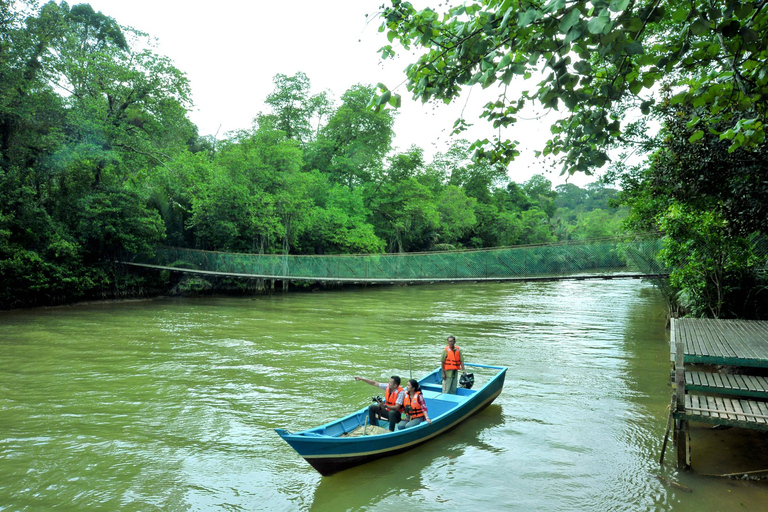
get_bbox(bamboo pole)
[659,395,675,465]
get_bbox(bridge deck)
[121,261,665,283]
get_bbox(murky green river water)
[2,279,768,511]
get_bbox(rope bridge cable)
[119,235,669,283]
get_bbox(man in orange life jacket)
[441,335,467,394]
[353,375,404,431]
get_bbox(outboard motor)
[459,373,474,389]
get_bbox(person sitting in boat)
[396,379,431,430]
[354,375,404,431]
[441,335,467,394]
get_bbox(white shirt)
[377,383,405,405]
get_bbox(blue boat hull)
[275,363,507,476]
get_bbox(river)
[1,279,767,511]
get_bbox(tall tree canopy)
[374,0,768,176]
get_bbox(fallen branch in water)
[656,475,693,493]
[700,468,768,479]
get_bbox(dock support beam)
[673,322,691,469]
[675,418,689,469]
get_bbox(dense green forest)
[3,1,767,318]
[0,1,627,309]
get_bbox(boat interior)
[300,370,479,438]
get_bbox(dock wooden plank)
[737,321,766,359]
[680,319,704,355]
[740,400,762,425]
[684,371,768,399]
[679,394,768,431]
[726,321,757,360]
[696,320,713,357]
[756,401,768,425]
[694,318,713,356]
[678,319,692,356]
[707,319,733,357]
[744,374,759,392]
[720,396,737,419]
[732,398,747,422]
[733,374,751,392]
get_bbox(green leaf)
[501,6,515,27]
[564,23,584,44]
[734,3,755,19]
[518,8,540,27]
[690,17,709,36]
[609,0,630,12]
[719,20,740,38]
[625,41,644,55]
[670,91,686,105]
[573,60,593,75]
[587,9,612,34]
[501,68,515,85]
[543,0,566,14]
[671,8,688,21]
[559,8,581,33]
[689,130,705,142]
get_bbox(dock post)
[673,326,690,469]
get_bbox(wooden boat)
[274,363,507,476]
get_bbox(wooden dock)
[669,318,768,469]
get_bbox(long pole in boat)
[409,353,412,379]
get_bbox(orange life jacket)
[385,385,404,411]
[444,346,462,371]
[403,391,425,419]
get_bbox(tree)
[436,185,477,244]
[374,0,768,175]
[522,174,557,217]
[555,183,587,210]
[298,177,384,254]
[366,175,440,252]
[0,1,195,307]
[310,83,394,187]
[443,140,508,202]
[263,72,331,143]
[187,125,304,253]
[612,105,768,318]
[658,204,764,318]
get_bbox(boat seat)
[422,390,464,402]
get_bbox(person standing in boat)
[396,379,431,430]
[353,375,404,431]
[441,335,467,394]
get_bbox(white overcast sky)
[84,0,597,186]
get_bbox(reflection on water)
[309,405,504,512]
[2,280,768,511]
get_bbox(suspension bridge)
[121,236,668,284]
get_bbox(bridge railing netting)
[137,237,667,282]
